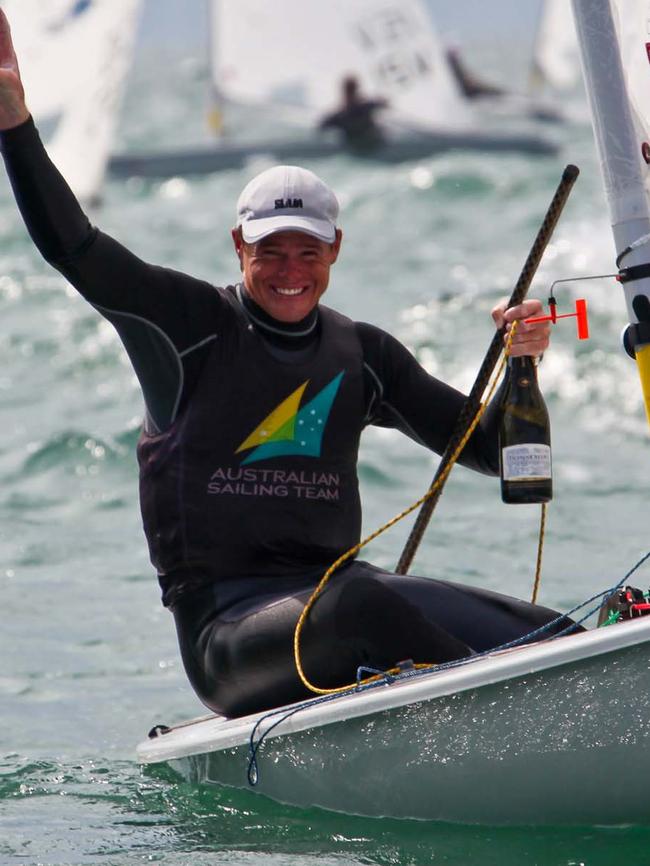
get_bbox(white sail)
[211,0,472,131]
[530,0,580,93]
[3,0,143,202]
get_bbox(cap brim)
[240,214,336,243]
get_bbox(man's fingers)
[0,10,11,53]
[503,300,543,323]
[0,10,17,73]
[491,298,508,329]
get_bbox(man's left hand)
[491,298,550,358]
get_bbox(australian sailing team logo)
[206,372,343,502]
[235,372,344,465]
[207,372,345,500]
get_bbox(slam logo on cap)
[235,373,343,465]
[274,198,303,209]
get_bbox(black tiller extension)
[395,163,580,575]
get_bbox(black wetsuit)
[319,99,388,152]
[445,49,505,100]
[1,118,579,718]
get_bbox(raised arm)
[0,5,232,323]
[0,8,231,432]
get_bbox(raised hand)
[0,10,30,130]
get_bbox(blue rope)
[355,665,398,684]
[246,549,650,786]
[246,669,389,785]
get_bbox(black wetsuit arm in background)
[0,116,229,431]
[358,323,502,475]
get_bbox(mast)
[571,0,650,427]
[206,0,224,136]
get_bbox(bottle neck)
[507,355,540,390]
[507,355,538,371]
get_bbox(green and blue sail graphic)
[236,372,344,465]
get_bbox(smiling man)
[0,9,580,718]
[231,165,342,324]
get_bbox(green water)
[3,47,650,866]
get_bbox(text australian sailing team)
[0,11,577,718]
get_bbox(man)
[0,12,573,719]
[319,75,389,152]
[445,46,506,100]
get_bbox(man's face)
[232,229,342,323]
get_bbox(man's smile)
[273,286,308,296]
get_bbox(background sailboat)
[210,0,472,135]
[529,0,581,97]
[108,0,558,180]
[2,0,143,202]
[448,0,581,125]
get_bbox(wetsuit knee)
[311,572,474,668]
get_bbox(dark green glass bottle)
[499,356,552,504]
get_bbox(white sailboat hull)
[138,617,650,824]
[108,128,558,181]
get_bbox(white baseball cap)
[235,165,339,243]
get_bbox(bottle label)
[501,444,552,481]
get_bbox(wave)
[18,429,135,479]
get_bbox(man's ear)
[329,228,343,264]
[231,227,244,270]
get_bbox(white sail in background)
[211,0,472,132]
[530,0,580,93]
[45,0,144,203]
[3,0,143,202]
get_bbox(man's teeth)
[275,287,304,296]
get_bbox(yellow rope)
[293,322,550,695]
[293,326,521,697]
[531,502,547,604]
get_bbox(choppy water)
[3,44,650,866]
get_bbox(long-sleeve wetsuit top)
[1,118,502,603]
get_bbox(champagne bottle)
[499,355,552,504]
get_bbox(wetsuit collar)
[236,283,319,339]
